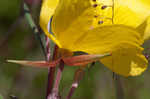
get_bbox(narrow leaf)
[7,60,60,68]
[63,53,110,66]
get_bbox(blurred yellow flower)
[40,0,150,76]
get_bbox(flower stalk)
[46,45,58,98]
[48,60,65,99]
[23,2,46,59]
[67,68,85,99]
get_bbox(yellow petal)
[51,0,150,45]
[52,0,150,31]
[136,16,150,41]
[130,54,148,76]
[59,25,143,52]
[40,0,61,47]
[96,0,150,41]
[117,0,150,27]
[56,8,98,47]
[40,0,58,31]
[100,42,148,76]
[139,0,150,6]
[51,0,94,36]
[143,17,150,40]
[93,0,150,27]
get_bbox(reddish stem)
[53,60,64,92]
[48,60,65,99]
[114,75,124,99]
[45,37,51,61]
[67,68,85,99]
[67,82,78,99]
[46,45,58,98]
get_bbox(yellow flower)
[40,0,150,76]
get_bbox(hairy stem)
[67,68,85,99]
[46,45,58,98]
[48,60,64,99]
[23,2,46,59]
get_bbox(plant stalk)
[46,45,58,98]
[114,75,124,99]
[23,2,46,59]
[48,60,65,99]
[67,68,85,99]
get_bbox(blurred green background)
[0,0,150,99]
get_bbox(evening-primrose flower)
[40,0,150,76]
